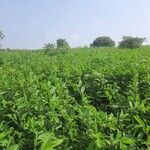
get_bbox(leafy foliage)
[0,30,4,47]
[43,43,56,49]
[118,36,146,49]
[56,38,70,48]
[0,47,150,149]
[90,36,115,47]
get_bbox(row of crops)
[0,47,150,149]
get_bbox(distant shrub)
[90,36,115,47]
[118,36,146,49]
[43,41,70,56]
[0,30,4,40]
[57,38,70,48]
[43,43,56,55]
[0,30,4,47]
[43,43,56,49]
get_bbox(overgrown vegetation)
[0,47,150,149]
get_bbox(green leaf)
[41,139,64,150]
[146,135,150,145]
[95,133,103,148]
[129,101,133,109]
[121,137,134,145]
[86,141,95,150]
[134,115,145,127]
[120,143,128,150]
[50,87,56,95]
[7,144,19,150]
[40,133,64,150]
[81,86,85,93]
[146,126,150,132]
[116,131,122,139]
[0,129,12,141]
[105,91,112,100]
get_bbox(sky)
[0,0,150,49]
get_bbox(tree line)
[45,36,146,49]
[0,30,147,49]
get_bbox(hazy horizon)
[1,0,150,49]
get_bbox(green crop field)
[0,47,150,150]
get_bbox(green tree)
[43,43,55,49]
[118,36,146,49]
[56,38,69,48]
[0,30,4,47]
[90,36,115,47]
